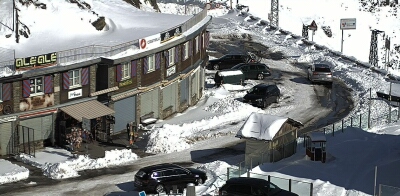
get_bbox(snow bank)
[0,159,29,185]
[16,149,138,179]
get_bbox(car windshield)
[248,87,266,95]
[232,64,244,69]
[314,66,331,72]
[265,182,281,195]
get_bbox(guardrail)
[0,8,208,74]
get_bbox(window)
[202,33,205,49]
[30,77,43,95]
[122,62,131,80]
[195,36,199,53]
[175,169,188,175]
[69,69,81,88]
[184,42,189,59]
[148,54,155,72]
[168,47,175,66]
[0,84,2,101]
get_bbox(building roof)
[236,112,302,141]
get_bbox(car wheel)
[263,100,268,109]
[257,73,264,80]
[213,64,219,70]
[196,178,204,185]
[155,184,165,193]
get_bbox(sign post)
[340,18,357,53]
[308,20,318,42]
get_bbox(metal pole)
[374,166,377,196]
[368,88,372,128]
[389,82,392,122]
[312,30,314,42]
[388,38,390,69]
[341,30,344,53]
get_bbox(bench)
[140,112,158,126]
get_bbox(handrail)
[0,8,208,74]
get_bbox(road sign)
[340,18,356,30]
[308,20,317,31]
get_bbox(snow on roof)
[236,112,288,141]
[307,132,327,142]
[0,0,192,58]
[218,70,243,76]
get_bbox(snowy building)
[0,3,211,156]
[236,112,303,168]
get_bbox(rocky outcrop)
[92,17,106,31]
[123,0,161,12]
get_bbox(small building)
[236,112,303,169]
[305,132,327,163]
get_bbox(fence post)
[227,167,230,180]
[289,179,292,192]
[342,119,344,132]
[359,114,362,128]
[332,123,335,137]
[247,168,250,178]
[250,158,252,171]
[323,128,326,135]
[268,175,271,183]
[351,117,353,127]
[368,87,372,128]
[310,183,313,196]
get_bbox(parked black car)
[219,177,299,196]
[207,53,252,70]
[231,63,271,80]
[243,83,280,109]
[134,163,207,194]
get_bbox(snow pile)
[197,161,232,195]
[16,149,138,179]
[0,159,29,185]
[145,90,261,154]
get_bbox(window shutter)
[116,64,122,82]
[174,47,179,63]
[81,67,89,86]
[44,76,53,94]
[143,57,149,74]
[197,37,201,52]
[189,40,193,57]
[22,79,31,98]
[205,31,210,47]
[182,44,186,59]
[63,72,70,90]
[165,51,169,67]
[131,60,137,77]
[155,53,161,70]
[2,83,11,101]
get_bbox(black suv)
[231,63,271,80]
[207,54,251,70]
[219,177,299,196]
[134,163,207,194]
[243,84,280,109]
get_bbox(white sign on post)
[340,18,356,53]
[340,18,356,30]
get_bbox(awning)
[60,100,114,122]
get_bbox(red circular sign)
[140,39,147,49]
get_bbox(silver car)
[307,63,333,84]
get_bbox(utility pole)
[270,0,279,28]
[368,29,384,67]
[15,2,19,44]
